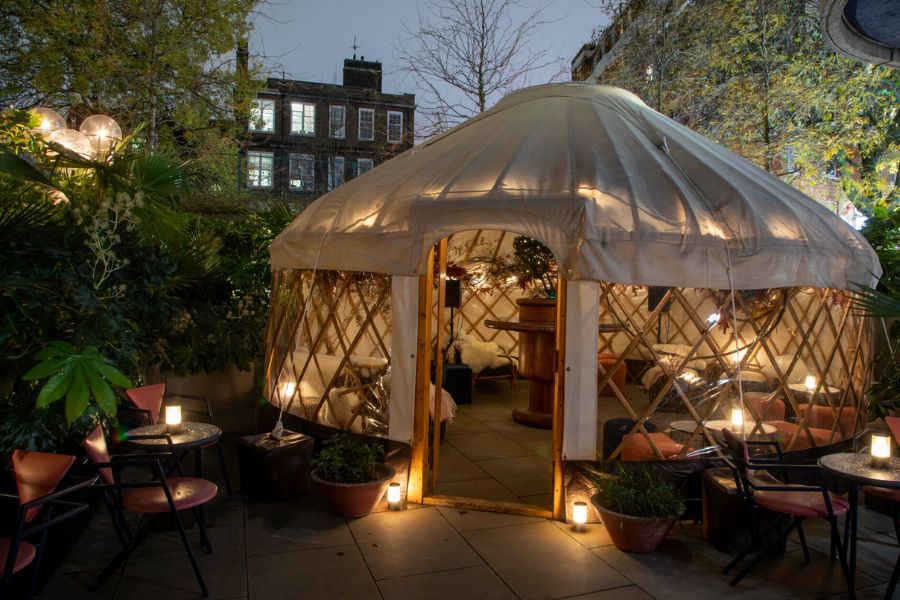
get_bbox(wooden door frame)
[406,249,566,520]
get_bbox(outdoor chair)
[82,426,217,597]
[123,383,166,425]
[1,450,95,600]
[860,416,900,598]
[720,428,850,588]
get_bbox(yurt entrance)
[409,231,563,518]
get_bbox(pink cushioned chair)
[720,428,850,589]
[1,451,94,600]
[83,426,217,597]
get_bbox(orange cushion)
[0,539,36,575]
[754,489,850,518]
[620,432,687,460]
[122,477,217,513]
[597,353,626,397]
[769,421,834,450]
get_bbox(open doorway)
[413,231,562,517]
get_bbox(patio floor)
[41,438,897,600]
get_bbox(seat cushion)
[0,539,36,575]
[621,432,688,460]
[863,485,900,503]
[754,489,850,517]
[122,477,217,513]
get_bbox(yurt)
[264,83,880,519]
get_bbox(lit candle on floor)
[387,482,402,510]
[572,501,588,532]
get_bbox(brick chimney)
[342,57,382,92]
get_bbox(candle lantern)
[871,433,892,469]
[572,501,588,532]
[387,482,402,510]
[805,375,817,392]
[165,399,182,434]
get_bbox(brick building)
[245,58,415,199]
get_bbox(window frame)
[289,153,316,191]
[329,105,346,139]
[357,158,374,176]
[328,156,345,190]
[247,151,274,189]
[358,108,375,141]
[387,110,403,143]
[250,99,276,133]
[290,101,316,136]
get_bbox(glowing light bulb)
[731,408,744,433]
[805,375,816,392]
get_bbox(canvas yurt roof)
[270,82,880,290]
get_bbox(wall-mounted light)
[572,501,588,532]
[871,433,892,469]
[387,482,402,510]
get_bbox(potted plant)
[310,434,395,517]
[588,465,684,553]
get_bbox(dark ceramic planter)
[591,495,677,553]
[311,464,395,517]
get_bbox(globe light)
[79,115,122,157]
[47,128,93,159]
[29,107,66,135]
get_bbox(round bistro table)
[124,422,222,479]
[818,452,900,600]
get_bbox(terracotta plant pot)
[591,495,677,553]
[311,464,396,517]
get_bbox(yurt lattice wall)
[593,284,872,460]
[265,269,393,435]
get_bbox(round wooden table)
[818,452,900,600]
[485,298,622,429]
[668,419,776,445]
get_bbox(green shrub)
[589,465,684,519]
[312,435,386,484]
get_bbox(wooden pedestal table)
[486,298,557,428]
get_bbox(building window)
[328,156,345,189]
[290,102,315,135]
[329,105,346,139]
[387,111,403,143]
[358,108,374,141]
[247,151,274,188]
[250,99,275,133]
[357,158,374,176]
[289,153,315,191]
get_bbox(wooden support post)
[407,248,435,504]
[552,278,567,521]
[431,240,448,489]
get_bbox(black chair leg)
[796,519,811,563]
[886,554,899,600]
[26,530,51,600]
[192,506,213,553]
[214,444,233,497]
[729,516,799,586]
[827,517,851,589]
[171,508,208,597]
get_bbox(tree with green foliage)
[593,0,899,214]
[0,0,261,191]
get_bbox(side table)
[236,431,315,500]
